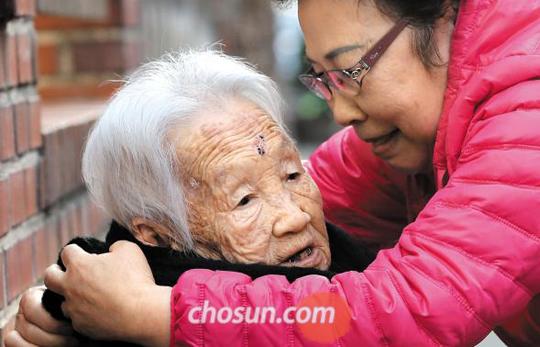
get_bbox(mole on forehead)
[254,134,266,156]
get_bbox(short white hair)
[82,49,285,251]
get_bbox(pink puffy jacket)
[170,0,540,345]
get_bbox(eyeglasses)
[299,19,409,101]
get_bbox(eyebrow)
[305,44,365,64]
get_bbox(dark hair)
[273,0,460,67]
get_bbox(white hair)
[82,49,285,251]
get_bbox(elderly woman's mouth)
[282,245,324,268]
[287,246,312,262]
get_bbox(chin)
[317,247,331,270]
[387,152,431,174]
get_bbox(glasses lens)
[298,75,332,101]
[326,70,361,94]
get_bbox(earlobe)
[131,217,170,247]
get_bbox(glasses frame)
[299,18,409,100]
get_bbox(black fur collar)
[42,221,375,346]
[103,221,375,284]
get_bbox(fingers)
[43,264,66,296]
[60,244,89,268]
[15,311,79,347]
[19,287,73,335]
[4,330,38,347]
[44,245,90,302]
[109,240,142,253]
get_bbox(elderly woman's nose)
[330,93,367,127]
[272,197,311,237]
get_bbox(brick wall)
[35,0,141,101]
[0,0,109,343]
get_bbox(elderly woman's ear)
[130,218,172,247]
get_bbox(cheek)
[397,78,444,143]
[185,189,216,243]
[396,102,439,145]
[291,177,327,231]
[290,176,324,212]
[216,205,274,263]
[366,62,441,138]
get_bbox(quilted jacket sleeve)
[170,81,540,346]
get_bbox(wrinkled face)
[299,0,452,173]
[176,99,331,270]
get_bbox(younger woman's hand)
[44,241,171,347]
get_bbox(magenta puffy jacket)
[170,0,540,345]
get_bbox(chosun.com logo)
[188,292,352,343]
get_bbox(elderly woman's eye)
[287,172,301,181]
[237,195,252,207]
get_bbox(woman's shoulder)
[452,0,540,68]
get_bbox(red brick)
[59,127,76,198]
[28,95,41,149]
[0,254,5,309]
[73,127,85,181]
[0,33,7,88]
[72,41,140,73]
[41,122,92,208]
[79,198,90,236]
[37,43,59,76]
[16,25,35,84]
[89,200,107,235]
[61,127,76,193]
[45,214,61,251]
[73,126,85,186]
[39,82,119,101]
[33,223,58,277]
[32,225,47,276]
[14,96,30,154]
[58,210,70,246]
[9,169,25,226]
[6,236,34,301]
[0,176,11,237]
[24,164,38,217]
[35,14,112,31]
[41,130,61,208]
[122,41,141,70]
[66,206,75,239]
[0,103,16,161]
[71,204,82,238]
[5,24,19,87]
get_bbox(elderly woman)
[8,0,540,345]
